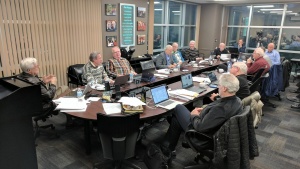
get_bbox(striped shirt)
[82,61,110,84]
[182,48,200,61]
[106,58,135,78]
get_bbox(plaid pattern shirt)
[106,58,135,78]
[82,61,110,84]
[182,48,200,61]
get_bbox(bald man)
[265,43,281,65]
[156,45,177,69]
[213,43,229,59]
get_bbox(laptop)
[150,85,183,110]
[228,47,239,54]
[181,73,206,93]
[220,54,231,61]
[114,74,130,86]
[141,68,155,82]
[180,61,189,71]
[207,72,218,85]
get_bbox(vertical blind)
[0,0,103,87]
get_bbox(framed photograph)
[137,7,146,18]
[106,36,117,47]
[105,4,117,16]
[106,20,117,32]
[137,35,146,45]
[137,21,146,31]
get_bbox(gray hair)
[189,40,195,44]
[233,62,248,74]
[165,45,173,50]
[254,48,264,57]
[89,51,101,62]
[20,57,37,72]
[219,74,240,94]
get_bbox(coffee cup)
[193,63,198,67]
[173,67,179,72]
[199,82,206,88]
[218,68,224,73]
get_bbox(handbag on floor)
[144,143,171,169]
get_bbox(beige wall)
[198,4,224,57]
[101,0,148,61]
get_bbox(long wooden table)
[61,62,223,154]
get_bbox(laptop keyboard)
[159,100,174,107]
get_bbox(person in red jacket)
[247,47,270,75]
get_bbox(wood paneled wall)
[0,0,103,87]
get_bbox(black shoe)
[287,96,300,103]
[291,103,300,108]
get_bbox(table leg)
[84,120,91,155]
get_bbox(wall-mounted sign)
[120,3,135,47]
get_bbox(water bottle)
[209,55,213,65]
[129,73,133,82]
[77,88,83,98]
[227,61,232,72]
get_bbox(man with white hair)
[155,45,177,69]
[162,74,242,158]
[213,42,229,59]
[18,57,57,112]
[182,40,202,62]
[247,47,270,75]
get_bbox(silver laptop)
[181,73,206,93]
[150,85,183,110]
[220,54,231,61]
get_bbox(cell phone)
[209,84,218,88]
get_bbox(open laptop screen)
[208,72,217,82]
[181,73,193,89]
[151,85,169,104]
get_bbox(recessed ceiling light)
[154,2,160,4]
[261,8,284,11]
[253,5,274,8]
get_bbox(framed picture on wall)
[106,20,117,32]
[137,7,146,18]
[137,35,146,45]
[106,36,117,47]
[105,4,117,16]
[137,21,146,31]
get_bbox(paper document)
[87,97,101,102]
[154,73,168,78]
[168,89,199,101]
[156,69,170,74]
[103,103,122,115]
[118,97,146,107]
[54,97,88,110]
[91,84,105,90]
[61,107,87,113]
[192,77,211,83]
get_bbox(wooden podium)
[0,77,42,169]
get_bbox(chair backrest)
[251,68,265,83]
[97,113,140,160]
[249,77,263,93]
[140,60,155,70]
[67,64,85,85]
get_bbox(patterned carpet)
[36,81,300,169]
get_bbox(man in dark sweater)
[182,40,202,62]
[213,43,229,59]
[163,74,242,157]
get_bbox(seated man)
[106,46,137,78]
[234,39,246,53]
[182,40,202,62]
[18,57,58,113]
[205,62,250,104]
[172,42,184,64]
[213,43,229,59]
[156,45,177,69]
[247,48,270,75]
[163,74,242,156]
[83,51,114,84]
[260,46,273,67]
[265,43,281,65]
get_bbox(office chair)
[249,68,265,84]
[183,106,255,169]
[140,60,155,70]
[249,77,263,94]
[67,64,86,87]
[94,113,141,169]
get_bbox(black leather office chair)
[250,68,265,83]
[67,64,86,87]
[94,113,141,169]
[183,106,253,169]
[140,60,155,70]
[249,77,263,94]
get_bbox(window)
[226,27,248,47]
[153,0,197,51]
[248,28,280,48]
[228,6,250,26]
[284,4,300,26]
[280,28,300,50]
[251,4,284,26]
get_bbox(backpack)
[144,143,171,169]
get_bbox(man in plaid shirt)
[106,46,137,78]
[83,52,114,84]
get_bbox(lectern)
[0,77,42,169]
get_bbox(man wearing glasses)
[247,48,270,75]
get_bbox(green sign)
[120,3,135,47]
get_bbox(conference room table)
[60,61,224,155]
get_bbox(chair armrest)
[184,129,213,152]
[67,73,79,80]
[185,129,212,140]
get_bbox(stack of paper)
[118,97,146,113]
[103,103,122,115]
[154,74,169,78]
[156,69,170,74]
[168,89,199,101]
[192,77,211,84]
[53,97,88,112]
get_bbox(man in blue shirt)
[234,39,246,53]
[156,45,177,69]
[265,43,281,65]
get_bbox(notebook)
[150,85,183,110]
[207,72,218,85]
[181,73,206,94]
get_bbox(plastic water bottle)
[77,88,83,98]
[129,73,133,82]
[209,55,213,65]
[227,61,232,72]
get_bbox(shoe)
[291,103,300,108]
[286,96,300,103]
[290,89,300,93]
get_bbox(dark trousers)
[165,104,191,151]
